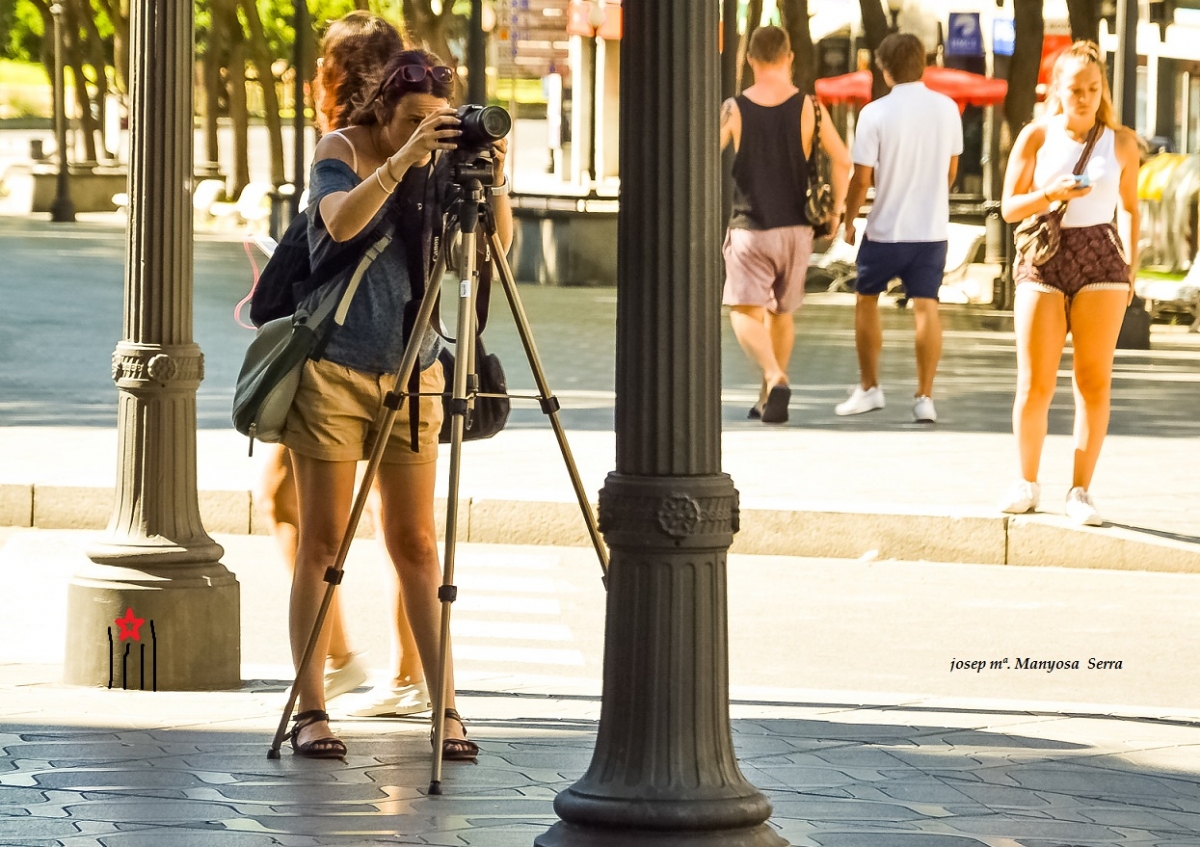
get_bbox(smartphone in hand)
[1072,172,1091,188]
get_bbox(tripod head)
[442,147,498,235]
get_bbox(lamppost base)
[49,198,76,223]
[536,821,788,847]
[63,560,240,691]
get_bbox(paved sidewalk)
[4,666,1200,846]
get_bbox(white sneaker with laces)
[323,653,369,700]
[912,395,937,423]
[346,681,432,717]
[1065,486,1103,526]
[835,385,885,416]
[999,480,1040,514]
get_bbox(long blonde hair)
[1043,40,1120,130]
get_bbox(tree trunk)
[201,15,223,168]
[90,0,130,96]
[239,0,286,186]
[210,0,250,197]
[1006,0,1043,134]
[230,39,250,197]
[1066,0,1100,43]
[402,0,457,66]
[737,0,763,91]
[29,0,54,99]
[77,0,112,159]
[779,0,815,94]
[64,0,100,162]
[859,0,890,101]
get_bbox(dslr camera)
[450,104,512,161]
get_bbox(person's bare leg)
[1012,287,1068,483]
[288,453,357,749]
[364,486,423,687]
[911,297,943,397]
[376,459,468,745]
[1067,288,1128,489]
[767,310,795,376]
[854,293,883,389]
[730,305,786,388]
[259,445,353,664]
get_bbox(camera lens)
[457,104,512,149]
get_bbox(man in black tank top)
[720,26,850,424]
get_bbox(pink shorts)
[722,225,814,314]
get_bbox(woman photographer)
[258,12,434,716]
[281,49,512,760]
[999,40,1139,525]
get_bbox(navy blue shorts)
[855,237,948,299]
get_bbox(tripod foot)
[266,747,281,760]
[428,780,443,795]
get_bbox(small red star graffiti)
[114,607,145,641]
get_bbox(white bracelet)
[490,178,510,197]
[375,169,396,195]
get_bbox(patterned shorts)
[1014,223,1130,298]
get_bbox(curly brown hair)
[313,12,405,133]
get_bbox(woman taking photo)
[281,48,512,760]
[999,40,1139,525]
[258,12,433,717]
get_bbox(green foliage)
[3,0,44,63]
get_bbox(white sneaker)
[999,480,1040,514]
[912,395,937,423]
[323,653,369,700]
[1065,486,1103,526]
[346,681,432,717]
[835,385,885,416]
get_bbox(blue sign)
[992,17,1015,57]
[947,12,984,56]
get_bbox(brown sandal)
[289,709,347,760]
[432,708,479,762]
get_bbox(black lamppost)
[585,0,605,188]
[535,1,785,845]
[467,0,487,105]
[49,2,75,223]
[291,0,309,219]
[886,0,904,33]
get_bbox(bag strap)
[1073,123,1102,175]
[1049,123,1103,217]
[807,94,821,167]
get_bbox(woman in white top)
[999,41,1140,525]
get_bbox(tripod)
[266,156,609,798]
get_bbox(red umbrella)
[813,69,873,105]
[815,67,1007,112]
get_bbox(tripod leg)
[487,229,610,584]
[267,250,447,759]
[428,225,478,794]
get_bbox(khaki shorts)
[722,224,814,314]
[282,357,444,465]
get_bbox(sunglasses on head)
[388,64,454,85]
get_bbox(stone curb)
[4,482,1198,572]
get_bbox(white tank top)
[1033,122,1121,228]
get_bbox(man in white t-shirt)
[837,32,963,423]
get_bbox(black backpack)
[248,209,387,327]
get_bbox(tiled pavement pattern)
[2,663,1200,847]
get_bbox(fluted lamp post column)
[63,0,240,691]
[536,2,786,845]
